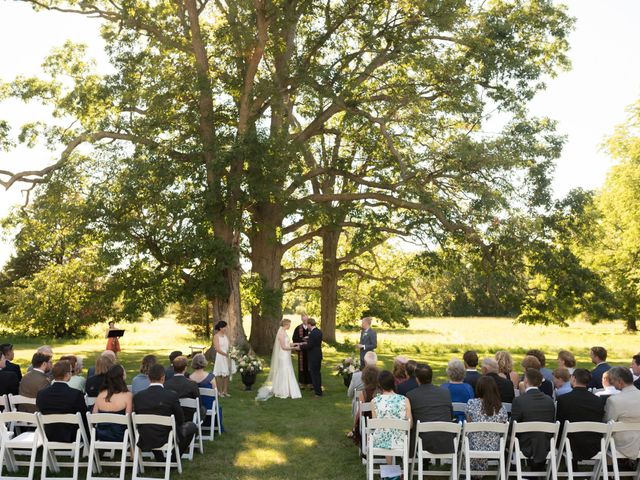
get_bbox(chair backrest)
[87,412,131,427]
[610,422,640,433]
[367,418,411,432]
[359,402,372,414]
[179,398,200,410]
[0,394,8,411]
[452,402,467,412]
[503,402,512,413]
[463,421,509,435]
[513,420,559,435]
[199,387,217,398]
[131,413,175,428]
[416,420,462,435]
[564,421,610,435]
[37,412,83,427]
[85,395,96,408]
[8,394,37,410]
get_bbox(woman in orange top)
[105,321,121,355]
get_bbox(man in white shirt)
[604,366,640,459]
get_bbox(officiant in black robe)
[292,314,311,388]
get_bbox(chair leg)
[132,447,141,480]
[418,451,423,480]
[73,445,81,480]
[40,444,49,480]
[163,444,171,480]
[27,443,38,480]
[465,449,471,480]
[118,440,128,480]
[515,449,523,480]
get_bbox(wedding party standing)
[213,321,235,397]
[358,317,377,364]
[292,314,311,389]
[256,319,302,400]
[303,318,324,397]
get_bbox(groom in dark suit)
[303,318,323,397]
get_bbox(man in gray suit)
[605,366,640,459]
[406,363,454,455]
[357,317,377,364]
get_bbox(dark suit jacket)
[164,374,200,419]
[305,328,323,366]
[85,374,105,397]
[406,384,454,454]
[359,328,377,363]
[165,366,176,381]
[464,370,481,391]
[18,369,50,412]
[634,377,640,390]
[511,388,556,463]
[588,363,611,390]
[0,370,20,397]
[36,382,88,443]
[556,386,606,460]
[133,385,185,450]
[540,379,554,398]
[486,372,515,404]
[397,376,419,396]
[4,361,22,382]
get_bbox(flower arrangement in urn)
[229,347,263,390]
[335,356,360,387]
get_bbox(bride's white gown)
[256,328,302,401]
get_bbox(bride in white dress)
[256,318,302,401]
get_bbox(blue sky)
[1,1,640,267]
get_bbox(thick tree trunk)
[249,205,284,354]
[626,318,638,332]
[321,227,341,343]
[210,263,247,347]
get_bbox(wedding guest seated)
[441,359,474,422]
[556,368,606,462]
[481,357,514,403]
[19,352,52,412]
[557,350,576,374]
[60,355,86,392]
[131,355,157,395]
[165,351,183,381]
[348,351,378,416]
[552,367,572,397]
[86,354,116,397]
[348,365,380,446]
[189,353,224,431]
[392,356,409,388]
[397,360,418,396]
[0,351,19,397]
[596,370,620,399]
[465,376,508,472]
[371,370,412,465]
[630,353,640,389]
[495,350,520,391]
[527,349,553,383]
[588,346,610,390]
[463,350,481,391]
[27,346,53,375]
[0,343,22,381]
[133,364,198,458]
[604,366,640,460]
[511,369,556,471]
[406,363,453,454]
[87,350,117,379]
[519,355,554,398]
[93,364,133,441]
[36,360,88,442]
[164,356,201,420]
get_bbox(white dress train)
[255,328,302,401]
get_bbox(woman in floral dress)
[464,376,508,471]
[371,370,412,463]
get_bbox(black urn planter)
[343,373,352,388]
[241,372,257,390]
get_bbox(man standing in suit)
[357,317,377,365]
[604,366,640,460]
[588,346,610,390]
[0,344,22,381]
[164,355,202,420]
[19,352,52,412]
[556,368,606,462]
[511,369,556,470]
[133,364,197,456]
[406,363,454,454]
[36,360,88,442]
[0,351,20,397]
[481,358,514,403]
[463,351,481,391]
[302,318,323,397]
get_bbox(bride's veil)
[255,327,283,401]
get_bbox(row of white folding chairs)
[364,417,640,480]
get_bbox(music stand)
[107,329,125,338]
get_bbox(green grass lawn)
[4,316,639,479]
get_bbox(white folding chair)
[452,403,468,414]
[0,396,8,413]
[178,398,203,460]
[198,388,220,440]
[36,412,90,480]
[556,421,610,480]
[130,413,182,480]
[503,403,512,415]
[0,412,42,480]
[366,418,411,480]
[507,421,559,480]
[84,396,96,410]
[411,420,461,479]
[6,396,36,433]
[359,402,373,464]
[86,412,134,480]
[608,422,640,480]
[459,421,509,480]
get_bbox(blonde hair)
[280,318,292,327]
[495,351,514,376]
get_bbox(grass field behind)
[3,316,639,479]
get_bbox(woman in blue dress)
[441,359,474,422]
[190,353,224,432]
